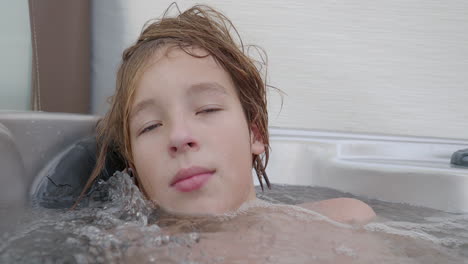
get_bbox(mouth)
[170,166,215,192]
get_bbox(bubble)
[334,244,358,258]
[2,176,468,263]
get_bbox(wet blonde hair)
[73,4,273,208]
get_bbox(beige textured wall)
[92,0,468,140]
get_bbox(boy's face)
[129,46,264,215]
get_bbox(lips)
[170,166,215,192]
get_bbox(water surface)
[1,171,467,263]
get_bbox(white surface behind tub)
[91,0,468,140]
[267,127,468,213]
[1,111,467,213]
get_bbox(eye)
[139,123,162,135]
[196,108,222,115]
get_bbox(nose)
[168,120,199,157]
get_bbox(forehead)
[130,46,237,113]
[130,82,228,119]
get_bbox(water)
[257,184,468,250]
[1,171,467,263]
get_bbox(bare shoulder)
[298,198,376,225]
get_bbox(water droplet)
[334,244,358,258]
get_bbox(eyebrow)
[130,98,157,120]
[187,82,228,98]
[130,82,228,120]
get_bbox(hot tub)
[0,111,98,232]
[1,111,468,215]
[1,111,468,263]
[267,127,468,213]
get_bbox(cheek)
[131,139,166,196]
[131,140,148,169]
[217,115,252,167]
[132,136,164,167]
[217,122,255,198]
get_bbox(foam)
[364,221,467,248]
[3,172,468,263]
[334,244,358,258]
[233,198,354,229]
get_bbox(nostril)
[169,140,197,154]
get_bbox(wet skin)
[129,45,376,223]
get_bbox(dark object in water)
[33,136,125,208]
[450,148,468,167]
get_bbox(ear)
[250,124,265,155]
